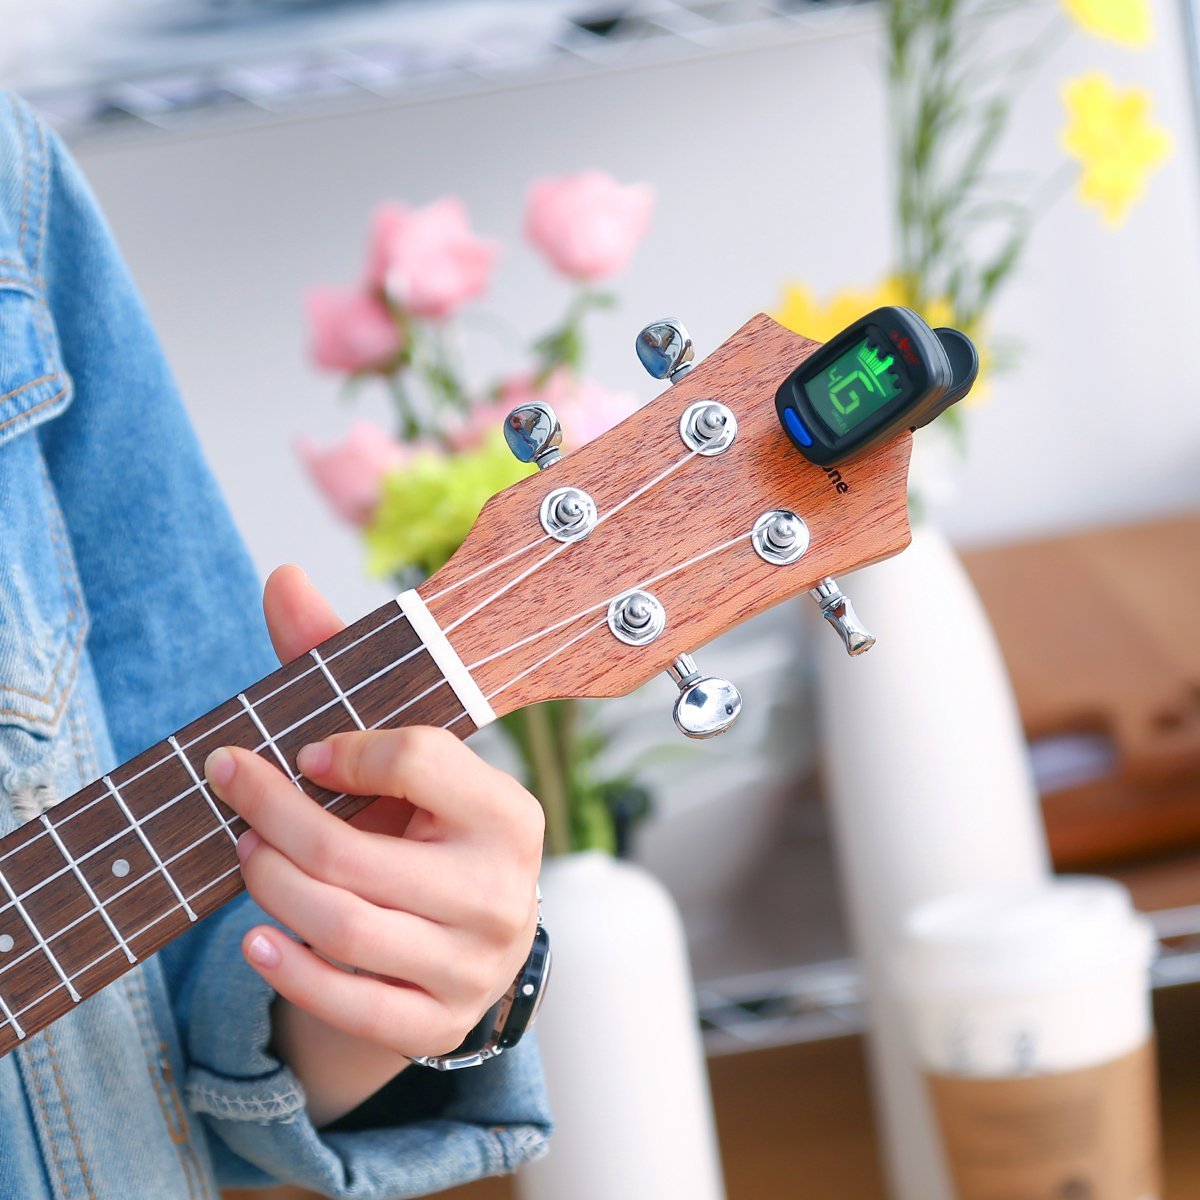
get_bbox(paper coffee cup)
[897,878,1160,1200]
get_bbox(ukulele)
[0,310,937,1057]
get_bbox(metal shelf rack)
[7,0,875,144]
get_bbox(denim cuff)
[176,897,551,1198]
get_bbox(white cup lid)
[897,876,1155,1000]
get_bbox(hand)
[204,566,545,1121]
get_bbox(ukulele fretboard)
[0,598,475,1056]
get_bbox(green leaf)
[365,433,534,578]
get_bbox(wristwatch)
[409,907,551,1072]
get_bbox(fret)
[52,780,190,958]
[0,822,133,1004]
[237,693,301,789]
[1,874,205,1047]
[169,735,238,849]
[0,990,23,1040]
[109,708,249,894]
[77,836,186,960]
[0,840,249,1047]
[310,648,366,731]
[103,776,197,923]
[0,887,61,1032]
[38,814,135,966]
[241,654,359,777]
[248,660,359,827]
[333,614,458,730]
[0,867,79,1002]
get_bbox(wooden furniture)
[962,513,1200,869]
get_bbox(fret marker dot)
[112,858,130,878]
[0,935,12,953]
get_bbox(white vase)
[815,524,1051,1200]
[517,851,726,1200]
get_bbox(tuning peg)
[810,578,876,656]
[636,320,695,384]
[504,401,563,470]
[667,654,742,739]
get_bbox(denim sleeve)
[18,95,550,1196]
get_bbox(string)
[444,447,702,636]
[424,531,551,605]
[0,520,758,1036]
[0,675,461,996]
[118,608,412,795]
[485,619,609,703]
[0,521,757,947]
[466,528,751,675]
[0,625,431,872]
[115,437,703,792]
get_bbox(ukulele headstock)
[420,312,913,729]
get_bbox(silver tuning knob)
[636,320,695,384]
[810,577,876,656]
[503,401,563,470]
[667,655,741,739]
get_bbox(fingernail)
[236,830,261,863]
[246,933,281,969]
[205,748,236,789]
[297,741,332,777]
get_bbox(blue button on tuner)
[782,407,813,447]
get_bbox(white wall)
[71,0,1200,624]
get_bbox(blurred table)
[223,983,1200,1200]
[962,511,1200,869]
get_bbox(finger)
[263,564,346,664]
[241,927,482,1060]
[207,745,463,914]
[237,841,491,996]
[298,727,542,842]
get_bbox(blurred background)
[7,0,1200,1196]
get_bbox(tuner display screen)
[775,305,975,468]
[805,335,904,437]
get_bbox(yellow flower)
[1061,72,1172,227]
[1062,0,1152,46]
[774,278,907,343]
[773,278,987,402]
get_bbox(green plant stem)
[519,704,572,856]
[385,373,424,441]
[887,0,1068,327]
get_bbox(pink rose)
[366,198,498,320]
[306,286,403,374]
[295,420,411,526]
[525,171,654,281]
[450,370,641,451]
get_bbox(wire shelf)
[697,902,1200,1057]
[7,0,874,143]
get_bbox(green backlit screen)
[806,336,903,436]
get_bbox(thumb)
[263,565,346,665]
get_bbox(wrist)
[271,996,411,1128]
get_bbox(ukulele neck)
[0,592,476,1057]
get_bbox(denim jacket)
[0,93,550,1199]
